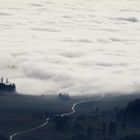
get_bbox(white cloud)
[0,0,140,95]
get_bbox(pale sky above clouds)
[0,0,140,95]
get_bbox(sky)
[0,0,140,95]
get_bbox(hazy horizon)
[0,0,140,95]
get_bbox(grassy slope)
[0,92,140,139]
[0,93,78,137]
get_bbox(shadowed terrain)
[1,93,140,140]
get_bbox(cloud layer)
[0,0,140,95]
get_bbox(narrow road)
[10,95,104,140]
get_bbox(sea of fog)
[0,0,140,95]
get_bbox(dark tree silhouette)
[0,135,9,140]
[54,116,68,131]
[58,92,70,101]
[122,111,127,129]
[124,134,140,140]
[73,122,82,134]
[109,121,117,136]
[125,99,140,128]
[0,78,16,93]
[87,124,93,140]
[101,122,106,135]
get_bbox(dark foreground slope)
[0,93,78,138]
[1,93,140,140]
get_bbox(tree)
[109,121,117,136]
[58,92,71,101]
[0,135,9,140]
[125,99,140,128]
[87,124,93,140]
[101,122,106,135]
[54,116,68,131]
[122,111,127,129]
[73,123,82,134]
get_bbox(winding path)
[10,95,104,140]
